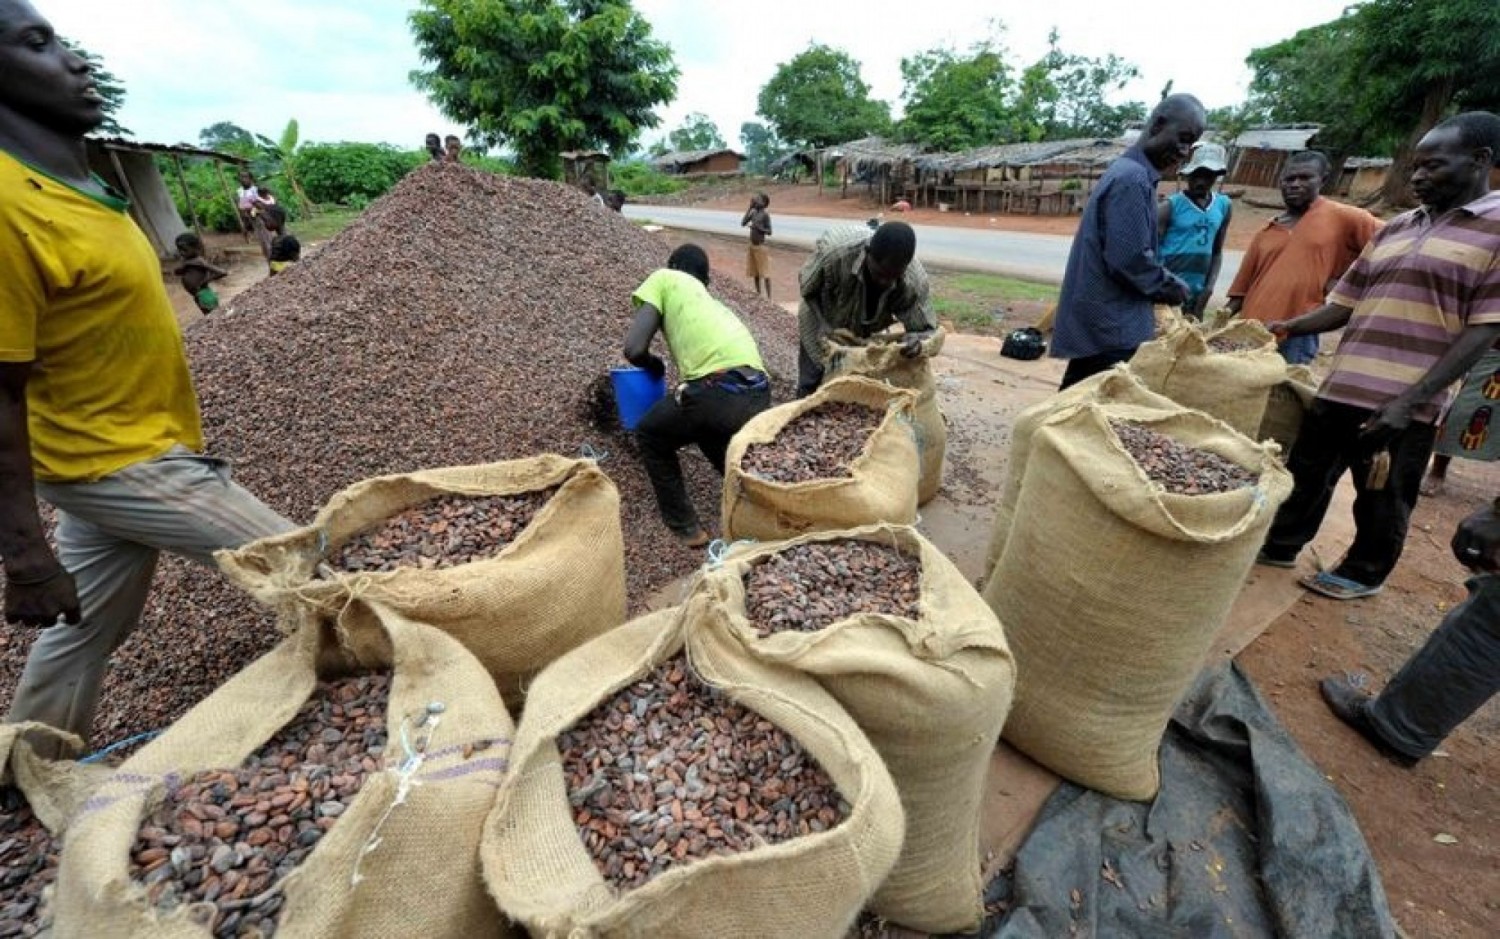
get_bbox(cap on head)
[1179,142,1227,176]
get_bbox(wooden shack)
[561,150,611,190]
[652,148,744,177]
[1226,125,1322,188]
[84,137,248,259]
[910,138,1125,214]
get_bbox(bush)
[158,157,303,234]
[611,160,688,197]
[296,142,426,206]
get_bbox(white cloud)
[42,0,1353,153]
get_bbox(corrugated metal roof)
[1343,156,1393,169]
[88,135,249,163]
[1231,125,1322,151]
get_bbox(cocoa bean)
[0,788,58,937]
[126,674,390,938]
[1206,336,1264,354]
[741,402,885,483]
[559,653,850,892]
[333,490,555,573]
[743,540,922,638]
[1109,420,1257,495]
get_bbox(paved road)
[625,204,1244,291]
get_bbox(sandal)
[1300,570,1382,600]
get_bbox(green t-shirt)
[632,269,765,381]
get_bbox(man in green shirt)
[624,244,771,547]
[797,221,940,396]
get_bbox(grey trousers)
[1368,573,1500,759]
[5,447,293,747]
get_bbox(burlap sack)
[1130,319,1285,437]
[482,597,905,939]
[54,606,517,939]
[722,375,920,542]
[982,366,1178,579]
[695,524,1012,934]
[824,333,947,505]
[984,403,1292,800]
[2,723,110,833]
[218,456,626,708]
[1259,364,1319,456]
[1153,304,1188,337]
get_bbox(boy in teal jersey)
[1157,142,1233,320]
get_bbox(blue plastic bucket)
[609,366,668,431]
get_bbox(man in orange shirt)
[1226,151,1382,363]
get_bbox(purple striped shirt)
[1322,191,1500,421]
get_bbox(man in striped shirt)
[1258,111,1500,600]
[796,222,939,396]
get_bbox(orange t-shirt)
[1228,197,1383,323]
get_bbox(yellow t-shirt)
[0,151,203,482]
[631,269,765,381]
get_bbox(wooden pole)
[107,148,167,255]
[171,153,203,240]
[213,159,250,241]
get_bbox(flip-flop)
[1300,570,1383,600]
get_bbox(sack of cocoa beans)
[823,333,947,506]
[1,723,111,936]
[983,402,1291,800]
[721,375,920,542]
[1129,319,1285,437]
[981,366,1177,581]
[1153,304,1188,337]
[219,455,626,709]
[1259,364,1319,457]
[482,596,904,938]
[693,524,1013,934]
[53,605,517,939]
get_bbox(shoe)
[1301,570,1382,600]
[1318,677,1419,768]
[674,529,711,549]
[1255,549,1297,569]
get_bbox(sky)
[44,0,1357,153]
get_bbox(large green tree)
[409,0,678,178]
[1013,30,1144,140]
[1248,0,1500,205]
[61,38,127,136]
[897,36,1015,150]
[757,43,890,149]
[739,121,786,174]
[198,122,256,156]
[666,112,726,152]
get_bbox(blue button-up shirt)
[1050,148,1188,359]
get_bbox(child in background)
[269,233,301,275]
[174,232,229,314]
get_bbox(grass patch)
[293,206,365,243]
[931,271,1058,334]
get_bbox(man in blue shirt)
[1051,94,1207,389]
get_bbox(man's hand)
[1359,397,1414,450]
[1451,499,1500,572]
[640,354,666,381]
[4,567,81,628]
[900,330,937,358]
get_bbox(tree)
[739,121,786,174]
[1246,0,1500,205]
[409,0,678,178]
[897,35,1016,150]
[1013,30,1144,141]
[666,112,726,153]
[757,43,890,149]
[253,119,315,216]
[61,38,128,136]
[198,122,257,156]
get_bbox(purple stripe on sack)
[424,738,514,762]
[419,757,510,783]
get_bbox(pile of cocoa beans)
[559,654,849,892]
[1206,336,1265,354]
[126,674,391,938]
[0,791,56,938]
[743,541,922,637]
[741,402,884,483]
[0,161,803,746]
[1110,420,1256,495]
[335,490,554,573]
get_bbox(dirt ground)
[173,211,1495,938]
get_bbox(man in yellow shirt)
[0,0,291,751]
[623,244,771,547]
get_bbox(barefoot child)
[173,232,228,314]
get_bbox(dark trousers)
[1262,399,1438,586]
[797,346,824,399]
[1059,347,1136,390]
[635,380,771,535]
[1369,574,1500,758]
